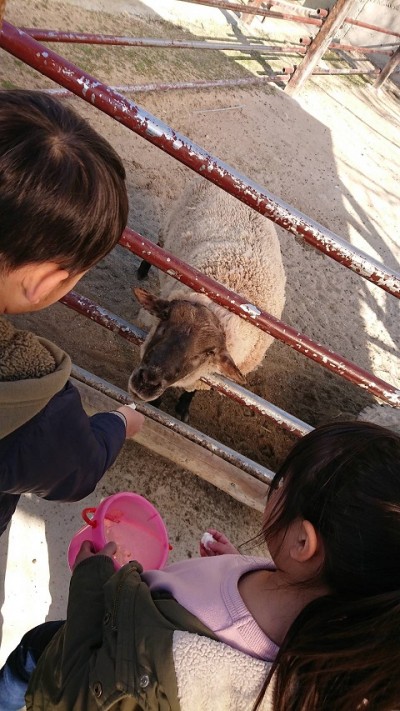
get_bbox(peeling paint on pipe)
[344,16,400,40]
[41,75,291,98]
[61,292,314,434]
[117,232,400,407]
[62,258,400,408]
[21,28,307,55]
[71,364,275,485]
[1,22,399,299]
[175,0,323,25]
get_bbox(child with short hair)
[1,421,399,710]
[0,89,144,535]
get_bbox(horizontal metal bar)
[176,0,323,24]
[119,231,400,407]
[264,0,328,18]
[1,22,399,300]
[205,375,314,436]
[61,291,314,434]
[312,68,380,75]
[21,28,306,54]
[329,42,393,55]
[300,36,394,56]
[62,262,400,407]
[24,27,390,59]
[71,364,275,485]
[344,17,400,39]
[61,292,146,343]
[42,74,291,99]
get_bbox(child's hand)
[73,540,117,570]
[117,405,145,438]
[199,529,240,557]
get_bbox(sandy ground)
[0,0,399,673]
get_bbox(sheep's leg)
[137,259,152,280]
[175,391,196,423]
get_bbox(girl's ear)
[290,519,320,563]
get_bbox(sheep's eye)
[205,348,216,357]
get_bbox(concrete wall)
[305,0,400,47]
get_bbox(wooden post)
[374,46,400,90]
[285,0,354,96]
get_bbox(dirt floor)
[0,0,399,668]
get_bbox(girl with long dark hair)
[1,421,399,710]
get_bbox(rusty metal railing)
[1,16,398,493]
[1,22,399,300]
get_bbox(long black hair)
[255,421,400,710]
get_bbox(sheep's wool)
[151,177,286,392]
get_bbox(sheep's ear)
[218,351,246,383]
[132,287,171,320]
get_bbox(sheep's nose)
[138,367,162,388]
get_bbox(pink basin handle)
[82,507,98,527]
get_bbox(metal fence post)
[241,0,264,25]
[374,45,400,89]
[0,0,6,26]
[285,0,354,95]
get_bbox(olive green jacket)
[26,556,218,711]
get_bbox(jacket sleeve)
[25,555,119,711]
[0,381,126,501]
[62,555,117,672]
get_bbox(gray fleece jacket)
[0,316,71,437]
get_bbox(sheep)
[128,178,286,422]
[357,403,400,434]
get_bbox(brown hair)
[256,421,400,711]
[0,90,128,273]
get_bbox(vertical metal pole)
[0,0,6,26]
[285,0,354,95]
[374,45,400,89]
[241,0,264,25]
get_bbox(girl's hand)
[73,540,117,570]
[200,529,240,557]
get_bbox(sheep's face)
[128,287,244,401]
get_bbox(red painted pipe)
[259,0,328,18]
[329,42,393,55]
[344,16,400,40]
[43,75,291,98]
[1,22,399,300]
[176,0,323,24]
[300,36,394,56]
[21,28,306,55]
[313,68,380,75]
[62,222,400,407]
[62,293,314,436]
[315,8,329,17]
[178,0,400,37]
[124,228,400,407]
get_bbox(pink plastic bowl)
[68,492,170,571]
